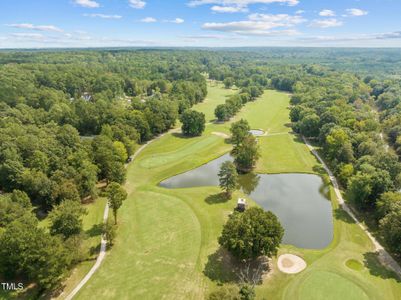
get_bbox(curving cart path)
[303,136,401,279]
[64,136,164,300]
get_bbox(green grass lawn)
[75,84,401,300]
[233,90,292,134]
[193,82,236,122]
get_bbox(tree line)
[0,50,207,293]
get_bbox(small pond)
[159,154,333,249]
[249,129,265,136]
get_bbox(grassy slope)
[76,84,401,300]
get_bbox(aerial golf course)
[75,83,401,300]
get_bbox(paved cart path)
[64,135,166,300]
[303,136,401,279]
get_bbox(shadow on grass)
[172,132,200,139]
[334,208,355,224]
[313,165,326,176]
[205,193,230,205]
[203,247,270,284]
[292,134,305,145]
[224,138,231,145]
[86,223,103,237]
[89,243,101,256]
[363,252,401,282]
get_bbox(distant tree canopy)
[180,110,206,137]
[219,207,284,260]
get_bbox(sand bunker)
[212,132,230,138]
[277,254,307,274]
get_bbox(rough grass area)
[75,83,401,300]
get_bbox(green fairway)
[233,90,292,134]
[193,82,236,122]
[256,134,318,174]
[75,84,401,300]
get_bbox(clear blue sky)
[1,0,401,48]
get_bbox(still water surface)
[159,154,333,249]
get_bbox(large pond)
[159,154,333,249]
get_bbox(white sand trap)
[277,254,307,274]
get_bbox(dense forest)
[1,49,401,293]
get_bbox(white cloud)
[189,0,299,6]
[188,0,299,13]
[319,9,335,17]
[6,23,63,32]
[345,8,368,17]
[141,17,184,24]
[310,18,343,28]
[140,17,157,23]
[83,13,122,19]
[202,13,305,35]
[163,18,185,24]
[170,18,185,24]
[300,31,401,44]
[211,5,248,13]
[74,0,100,8]
[295,10,305,14]
[183,34,242,39]
[129,0,146,9]
[375,31,401,40]
[11,33,46,40]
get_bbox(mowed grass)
[232,90,292,134]
[256,134,319,174]
[194,82,236,122]
[76,85,401,300]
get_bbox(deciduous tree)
[219,207,283,260]
[106,182,128,224]
[218,161,238,199]
[180,110,206,137]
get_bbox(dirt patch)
[277,254,306,274]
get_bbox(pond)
[159,154,333,249]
